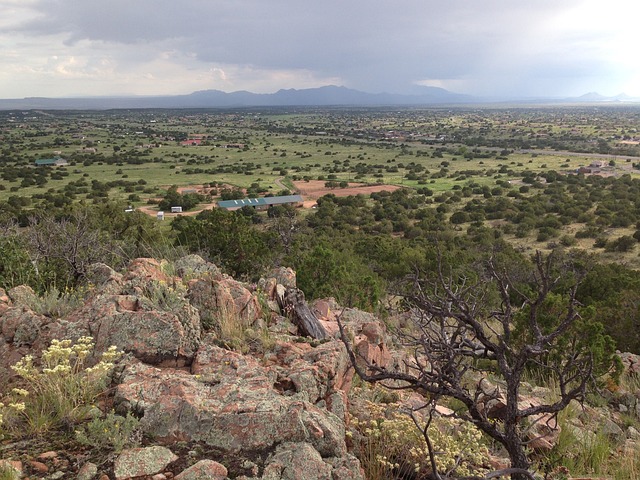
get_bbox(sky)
[0,0,638,99]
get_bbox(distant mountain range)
[0,85,638,110]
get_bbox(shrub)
[75,411,140,453]
[605,235,636,253]
[1,337,122,437]
[350,400,488,479]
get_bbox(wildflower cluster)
[1,337,123,436]
[350,400,489,479]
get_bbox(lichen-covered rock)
[261,443,332,480]
[0,288,11,315]
[313,305,392,373]
[268,267,297,289]
[0,459,22,478]
[85,263,124,295]
[266,341,354,422]
[7,285,36,306]
[174,459,228,480]
[174,255,221,279]
[188,276,261,327]
[77,461,98,480]
[115,352,348,460]
[113,446,177,479]
[0,307,47,346]
[121,258,173,296]
[68,294,201,367]
[619,351,640,376]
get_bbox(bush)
[22,286,88,318]
[605,235,636,253]
[350,400,488,479]
[75,411,140,453]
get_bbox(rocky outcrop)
[311,301,392,373]
[619,351,640,376]
[0,256,398,479]
[174,254,222,279]
[175,459,228,480]
[114,347,362,478]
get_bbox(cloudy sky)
[1,0,638,99]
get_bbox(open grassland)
[2,106,640,263]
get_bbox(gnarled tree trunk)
[277,287,328,340]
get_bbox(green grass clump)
[545,404,640,480]
[22,286,88,318]
[0,464,20,480]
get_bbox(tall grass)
[547,402,640,480]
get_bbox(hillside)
[0,255,639,479]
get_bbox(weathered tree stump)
[277,287,328,340]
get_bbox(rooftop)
[217,195,303,210]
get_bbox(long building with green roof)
[217,195,303,210]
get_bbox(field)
[1,105,640,263]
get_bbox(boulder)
[120,258,174,297]
[69,293,201,367]
[258,277,278,302]
[174,255,221,279]
[265,341,354,422]
[188,277,262,328]
[267,267,297,289]
[338,308,392,373]
[85,263,124,295]
[261,443,333,480]
[77,462,98,480]
[7,285,36,306]
[113,446,178,479]
[618,351,640,376]
[0,288,11,315]
[0,306,47,346]
[245,442,364,480]
[174,459,228,480]
[0,460,22,478]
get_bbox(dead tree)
[339,250,618,480]
[24,209,114,283]
[278,287,328,340]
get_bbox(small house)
[157,211,165,221]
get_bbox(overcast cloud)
[0,0,637,98]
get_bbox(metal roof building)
[217,195,303,210]
[35,157,68,166]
